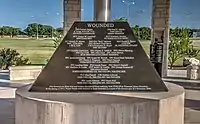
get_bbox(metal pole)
[36,24,38,40]
[138,28,140,40]
[122,1,135,21]
[127,5,130,21]
[51,27,53,39]
[94,0,111,21]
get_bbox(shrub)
[185,45,200,58]
[168,28,200,68]
[53,32,63,48]
[168,37,185,68]
[13,55,30,66]
[0,48,31,70]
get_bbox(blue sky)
[0,0,199,29]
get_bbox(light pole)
[36,24,39,39]
[135,9,145,40]
[31,16,39,40]
[43,12,61,39]
[51,12,61,39]
[81,9,84,20]
[44,12,53,38]
[122,0,135,21]
[184,12,192,28]
[31,12,62,39]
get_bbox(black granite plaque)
[29,21,168,92]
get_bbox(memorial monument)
[30,0,167,92]
[29,21,168,92]
[15,0,185,124]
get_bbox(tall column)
[63,0,81,35]
[94,0,111,21]
[151,0,170,78]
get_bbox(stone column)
[63,0,81,35]
[151,0,170,77]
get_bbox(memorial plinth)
[15,22,184,124]
[15,82,184,124]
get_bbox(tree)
[56,27,63,35]
[168,28,200,68]
[139,27,151,40]
[0,26,21,37]
[1,26,10,36]
[24,23,38,37]
[24,23,55,38]
[11,27,22,37]
[0,27,2,38]
[132,25,140,38]
[114,17,128,22]
[168,37,186,68]
[41,25,54,36]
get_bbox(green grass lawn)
[0,38,199,66]
[0,38,55,64]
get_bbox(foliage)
[0,23,64,38]
[132,25,151,40]
[0,20,198,40]
[0,27,2,37]
[186,46,200,57]
[114,17,128,22]
[131,25,151,40]
[168,37,186,68]
[0,48,30,70]
[114,17,151,40]
[170,27,193,38]
[23,23,37,37]
[138,26,151,40]
[0,26,23,37]
[168,28,200,68]
[53,32,63,48]
[24,23,55,38]
[13,55,30,66]
[56,27,63,35]
[132,25,139,38]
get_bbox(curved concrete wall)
[15,82,185,124]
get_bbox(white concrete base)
[9,66,43,81]
[15,82,185,124]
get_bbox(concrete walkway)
[167,70,200,124]
[0,70,30,124]
[0,87,15,124]
[0,70,200,124]
[185,89,200,124]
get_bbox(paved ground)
[0,70,200,124]
[167,70,200,124]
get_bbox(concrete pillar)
[63,0,81,35]
[151,0,170,77]
[94,0,111,21]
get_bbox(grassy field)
[0,38,199,66]
[0,38,55,64]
